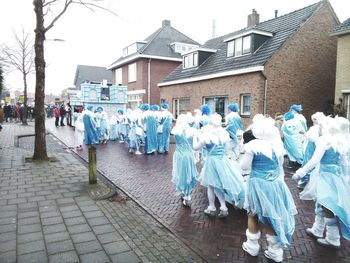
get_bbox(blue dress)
[172,132,198,196]
[225,112,243,145]
[83,111,99,145]
[243,140,296,247]
[128,118,142,150]
[199,142,245,208]
[282,119,304,164]
[315,148,350,240]
[157,112,173,153]
[143,112,158,154]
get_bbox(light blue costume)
[128,114,142,152]
[281,112,304,165]
[200,141,245,208]
[225,104,243,145]
[82,106,99,145]
[117,108,128,142]
[172,131,198,197]
[143,105,158,154]
[199,104,211,127]
[109,113,119,141]
[97,108,109,142]
[314,147,350,240]
[157,103,173,154]
[244,140,296,247]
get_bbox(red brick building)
[107,20,199,109]
[159,1,338,127]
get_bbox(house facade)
[159,1,338,127]
[107,20,199,109]
[330,17,350,119]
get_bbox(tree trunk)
[22,72,28,125]
[33,0,48,160]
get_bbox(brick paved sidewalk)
[0,123,204,263]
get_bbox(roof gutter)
[158,66,264,87]
[260,71,268,115]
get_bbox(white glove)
[292,168,305,180]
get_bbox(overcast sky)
[0,0,349,97]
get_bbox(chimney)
[162,20,170,27]
[247,9,259,28]
[275,10,278,18]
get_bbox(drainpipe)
[148,58,151,104]
[261,72,268,115]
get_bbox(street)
[45,119,350,263]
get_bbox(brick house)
[330,17,350,119]
[107,20,199,109]
[159,1,338,127]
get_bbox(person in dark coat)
[59,104,66,126]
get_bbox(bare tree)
[32,0,117,160]
[2,28,35,125]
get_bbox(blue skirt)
[199,155,245,208]
[244,176,297,247]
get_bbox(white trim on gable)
[158,66,264,87]
[107,54,182,70]
[224,29,273,42]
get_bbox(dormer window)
[183,52,198,69]
[225,29,272,58]
[171,42,199,54]
[122,41,147,57]
[227,35,251,57]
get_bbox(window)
[204,96,229,120]
[227,41,235,57]
[242,35,251,54]
[128,63,137,83]
[115,68,122,85]
[183,52,198,69]
[101,88,110,101]
[240,94,251,116]
[173,98,190,119]
[227,35,251,57]
[235,37,242,57]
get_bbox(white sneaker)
[204,207,216,216]
[135,150,142,155]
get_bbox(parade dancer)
[157,102,173,154]
[241,116,296,262]
[171,114,198,207]
[290,104,307,132]
[281,111,304,169]
[199,104,211,127]
[293,117,350,249]
[298,112,325,190]
[109,110,119,141]
[193,113,245,218]
[225,103,243,160]
[74,111,84,150]
[142,104,157,154]
[128,109,143,155]
[93,107,102,143]
[99,107,109,144]
[82,105,99,145]
[117,108,128,143]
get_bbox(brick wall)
[112,59,181,105]
[264,3,338,123]
[160,73,265,128]
[334,34,350,102]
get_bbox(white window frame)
[173,98,190,119]
[227,35,251,58]
[240,94,251,116]
[203,96,229,120]
[242,35,251,54]
[115,68,122,85]
[183,52,198,69]
[227,40,235,57]
[128,63,137,83]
